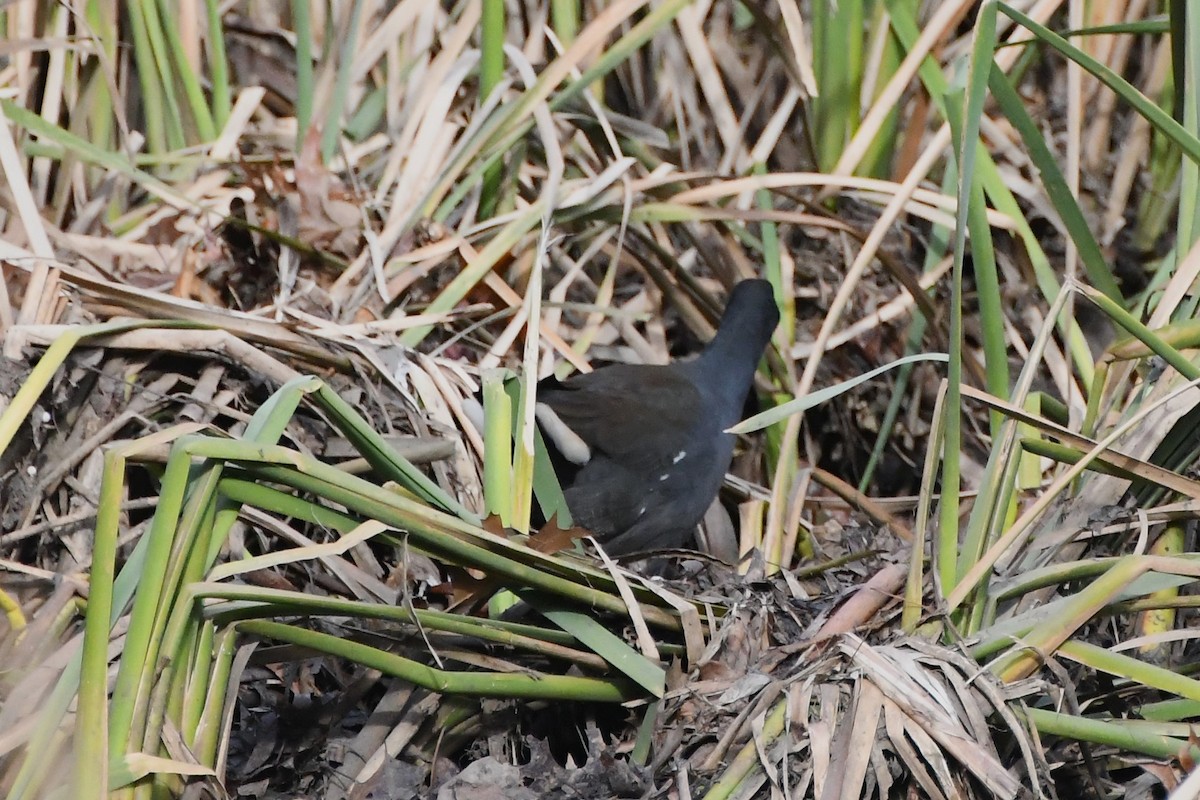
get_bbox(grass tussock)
[1,2,1199,798]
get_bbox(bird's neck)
[685,322,767,417]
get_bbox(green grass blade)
[535,602,665,697]
[987,64,1121,299]
[731,353,949,434]
[999,2,1200,166]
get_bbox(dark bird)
[536,278,780,555]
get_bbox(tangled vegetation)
[2,2,1199,798]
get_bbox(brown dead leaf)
[294,125,363,258]
[526,517,586,555]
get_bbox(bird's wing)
[537,364,703,470]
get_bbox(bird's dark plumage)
[537,279,779,555]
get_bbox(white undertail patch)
[535,402,592,465]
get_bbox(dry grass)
[0,2,1197,799]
